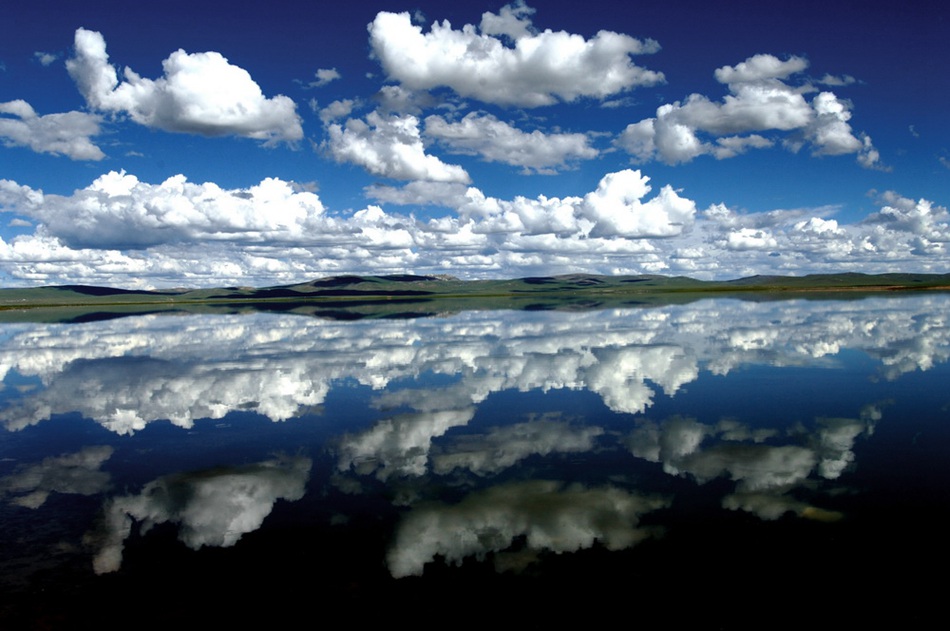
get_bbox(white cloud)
[797,91,863,155]
[425,112,598,173]
[711,134,773,159]
[618,54,879,167]
[33,51,59,66]
[861,193,950,241]
[307,67,341,88]
[368,4,663,107]
[713,54,809,84]
[373,85,438,115]
[0,99,104,160]
[726,228,779,250]
[66,28,302,144]
[318,98,356,124]
[365,180,470,207]
[478,0,536,41]
[579,169,696,237]
[857,134,883,170]
[817,73,857,87]
[1,166,948,287]
[4,171,328,249]
[325,111,471,183]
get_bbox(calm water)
[1,295,948,626]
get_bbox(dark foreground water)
[1,295,948,627]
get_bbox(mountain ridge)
[3,272,950,308]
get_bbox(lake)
[1,294,948,626]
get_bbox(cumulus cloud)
[726,227,779,251]
[816,73,857,87]
[425,112,598,173]
[713,54,809,85]
[4,170,328,249]
[66,28,302,144]
[373,85,439,116]
[1,165,948,287]
[862,192,950,241]
[368,4,663,107]
[439,168,695,242]
[33,51,59,66]
[305,67,341,88]
[479,0,537,40]
[325,111,471,182]
[617,53,879,167]
[318,98,356,124]
[365,180,470,208]
[578,170,696,238]
[0,99,104,160]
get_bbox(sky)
[0,0,947,288]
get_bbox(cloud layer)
[2,164,947,288]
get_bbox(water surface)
[1,295,948,625]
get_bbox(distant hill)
[1,273,949,322]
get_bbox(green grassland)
[1,272,949,322]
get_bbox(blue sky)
[0,0,947,287]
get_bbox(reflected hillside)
[2,272,950,323]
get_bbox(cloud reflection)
[0,296,947,436]
[0,445,113,508]
[626,405,880,520]
[431,416,604,476]
[88,454,311,574]
[387,480,668,578]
